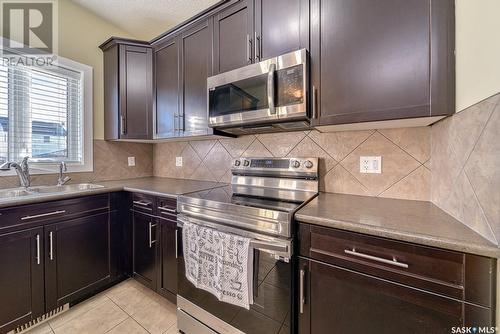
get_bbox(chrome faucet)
[0,157,31,188]
[57,161,71,186]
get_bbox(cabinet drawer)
[299,224,466,299]
[132,193,156,214]
[0,194,109,232]
[156,197,176,221]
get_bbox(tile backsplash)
[431,93,500,244]
[154,127,431,201]
[0,140,153,189]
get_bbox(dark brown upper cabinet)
[213,0,254,73]
[179,19,214,136]
[310,0,455,129]
[213,0,309,74]
[100,38,153,140]
[255,0,309,61]
[154,36,180,139]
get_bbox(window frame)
[0,55,93,177]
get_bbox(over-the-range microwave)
[207,49,309,135]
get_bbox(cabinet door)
[0,228,44,333]
[255,0,309,61]
[154,37,181,138]
[120,45,153,139]
[299,258,465,334]
[311,0,436,126]
[157,216,178,302]
[45,213,111,310]
[213,0,254,73]
[179,19,214,136]
[132,211,157,290]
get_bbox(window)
[0,57,93,173]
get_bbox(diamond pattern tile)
[340,132,421,195]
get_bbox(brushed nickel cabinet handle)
[158,206,176,213]
[49,231,54,261]
[254,32,261,61]
[344,249,409,269]
[246,34,252,63]
[299,269,305,314]
[21,210,66,221]
[175,229,178,259]
[120,114,126,135]
[312,86,318,119]
[35,234,41,265]
[149,222,157,248]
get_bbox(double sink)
[0,183,104,201]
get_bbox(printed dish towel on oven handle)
[183,220,254,309]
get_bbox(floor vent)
[8,304,69,334]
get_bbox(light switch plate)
[128,157,136,167]
[360,156,382,174]
[176,156,183,167]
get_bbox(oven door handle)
[177,215,291,259]
[267,63,276,115]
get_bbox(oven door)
[177,215,293,334]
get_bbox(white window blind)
[0,63,83,165]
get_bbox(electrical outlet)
[128,157,136,167]
[360,156,382,174]
[176,156,183,167]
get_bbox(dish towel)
[183,220,254,309]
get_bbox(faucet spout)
[57,161,71,186]
[0,157,31,188]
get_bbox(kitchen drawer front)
[132,193,156,215]
[298,223,466,299]
[0,194,110,232]
[156,197,177,220]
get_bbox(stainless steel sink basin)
[32,183,104,194]
[0,188,32,198]
[0,183,105,200]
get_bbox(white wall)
[456,0,500,111]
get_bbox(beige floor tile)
[164,322,179,334]
[25,322,53,334]
[131,299,177,334]
[107,283,158,317]
[53,299,128,334]
[107,317,149,334]
[49,293,110,329]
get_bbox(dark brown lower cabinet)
[45,213,111,310]
[298,258,493,334]
[0,227,44,334]
[132,211,158,290]
[157,215,178,302]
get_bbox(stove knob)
[292,160,301,168]
[243,160,250,167]
[304,160,314,169]
[234,160,241,167]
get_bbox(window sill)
[0,164,93,177]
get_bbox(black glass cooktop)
[184,185,303,213]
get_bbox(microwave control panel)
[276,64,304,107]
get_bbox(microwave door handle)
[268,63,276,114]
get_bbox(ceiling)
[72,0,220,40]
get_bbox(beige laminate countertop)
[296,192,500,258]
[0,177,223,209]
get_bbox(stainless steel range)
[176,157,319,334]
